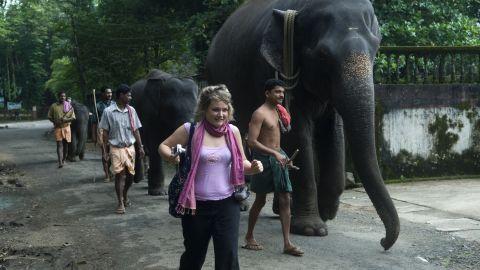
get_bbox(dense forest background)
[0,0,479,108]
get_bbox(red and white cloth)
[276,104,291,133]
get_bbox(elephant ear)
[371,15,382,41]
[260,9,297,72]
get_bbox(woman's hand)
[158,125,189,163]
[250,159,263,174]
[167,153,181,165]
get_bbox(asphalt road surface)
[1,120,479,269]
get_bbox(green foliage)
[0,0,478,110]
[0,0,57,107]
[374,0,480,45]
[382,148,480,179]
[44,57,81,100]
[189,0,244,67]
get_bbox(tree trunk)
[70,16,88,101]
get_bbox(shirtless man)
[244,79,303,256]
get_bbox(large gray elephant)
[131,69,198,195]
[206,0,399,250]
[67,101,89,161]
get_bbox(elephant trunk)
[333,52,399,250]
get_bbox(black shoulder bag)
[168,122,195,218]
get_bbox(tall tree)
[0,0,53,107]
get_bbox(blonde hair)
[194,84,235,122]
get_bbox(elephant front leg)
[133,143,145,183]
[147,145,166,196]
[287,119,328,236]
[77,126,87,160]
[67,130,77,162]
[314,107,345,221]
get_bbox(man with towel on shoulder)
[99,84,145,214]
[48,91,75,168]
[243,79,304,256]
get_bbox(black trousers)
[179,196,240,270]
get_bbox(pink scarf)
[63,101,72,113]
[126,105,136,131]
[176,120,245,215]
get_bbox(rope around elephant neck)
[275,9,300,113]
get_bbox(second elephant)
[131,69,198,195]
[68,101,89,161]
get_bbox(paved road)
[1,120,479,269]
[343,181,480,243]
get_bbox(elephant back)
[131,78,147,119]
[70,101,89,127]
[132,69,198,137]
[145,69,173,81]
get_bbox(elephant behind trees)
[206,0,399,250]
[68,101,89,161]
[131,69,198,195]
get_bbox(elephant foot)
[79,153,85,160]
[239,200,250,212]
[133,174,144,183]
[148,187,167,196]
[291,216,328,236]
[318,197,340,221]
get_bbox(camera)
[171,144,186,157]
[234,186,250,201]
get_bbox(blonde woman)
[159,85,263,270]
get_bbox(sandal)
[115,205,125,214]
[242,240,263,251]
[283,246,304,257]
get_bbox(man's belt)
[110,143,134,148]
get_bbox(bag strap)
[186,122,196,159]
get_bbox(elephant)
[131,69,198,195]
[206,0,399,250]
[67,101,89,161]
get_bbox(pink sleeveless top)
[184,123,234,201]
